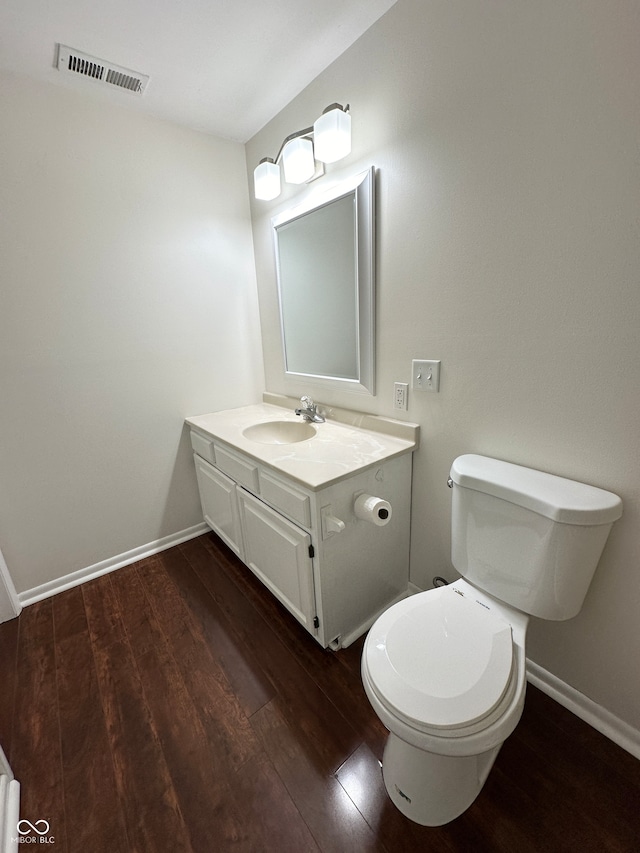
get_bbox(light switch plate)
[412,359,441,392]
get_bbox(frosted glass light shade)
[282,136,315,184]
[313,107,351,163]
[254,159,281,200]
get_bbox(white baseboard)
[526,659,640,761]
[18,523,209,607]
[0,548,21,624]
[1,775,20,853]
[0,747,12,782]
[0,744,19,853]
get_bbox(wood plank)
[138,555,261,774]
[164,542,274,717]
[472,752,581,853]
[53,590,130,853]
[202,533,390,759]
[111,564,249,851]
[335,742,469,853]
[526,684,640,787]
[52,586,88,644]
[10,600,67,849]
[230,749,321,853]
[252,699,386,853]
[181,535,363,774]
[6,536,640,851]
[491,687,640,851]
[83,575,194,853]
[0,615,19,758]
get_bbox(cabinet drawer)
[259,469,311,528]
[215,444,260,494]
[190,430,216,464]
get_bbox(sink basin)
[242,420,317,445]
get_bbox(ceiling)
[0,0,397,142]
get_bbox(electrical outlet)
[394,382,408,411]
[412,359,441,392]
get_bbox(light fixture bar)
[253,104,351,200]
[272,126,314,166]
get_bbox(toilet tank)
[449,455,622,620]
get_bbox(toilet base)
[381,732,502,826]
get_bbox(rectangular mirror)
[272,167,375,394]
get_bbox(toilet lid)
[365,587,514,730]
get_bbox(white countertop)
[185,402,419,490]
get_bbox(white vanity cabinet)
[189,422,414,649]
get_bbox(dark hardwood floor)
[1,532,639,852]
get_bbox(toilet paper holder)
[353,491,393,526]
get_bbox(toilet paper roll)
[354,493,392,526]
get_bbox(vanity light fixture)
[313,104,352,163]
[253,103,351,201]
[282,135,315,184]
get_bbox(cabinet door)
[237,488,317,634]
[193,454,244,560]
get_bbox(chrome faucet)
[295,395,325,424]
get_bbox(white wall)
[0,71,264,594]
[246,0,640,733]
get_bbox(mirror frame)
[271,167,375,395]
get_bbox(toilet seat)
[365,587,514,732]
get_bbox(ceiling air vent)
[57,45,149,95]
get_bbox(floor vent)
[57,45,149,95]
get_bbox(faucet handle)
[300,395,314,409]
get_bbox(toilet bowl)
[362,579,528,825]
[361,452,622,826]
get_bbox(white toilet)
[362,453,622,827]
